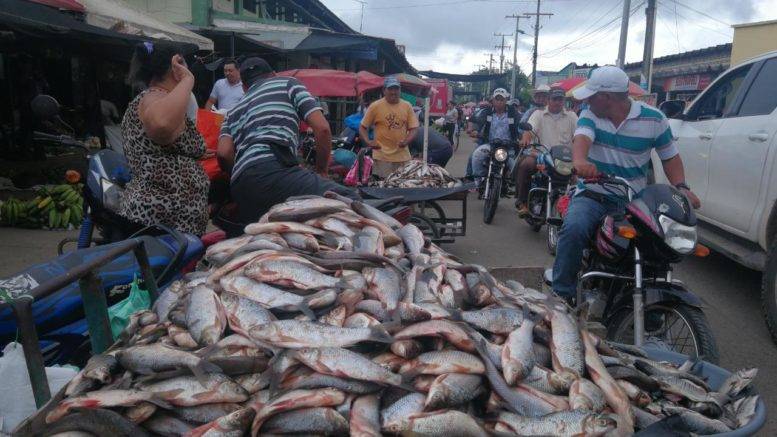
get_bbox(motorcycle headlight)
[494,148,508,162]
[659,215,697,255]
[554,159,573,176]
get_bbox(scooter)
[545,175,719,362]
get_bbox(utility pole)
[616,0,631,67]
[354,0,366,32]
[524,0,553,87]
[506,14,527,98]
[494,33,512,73]
[484,53,496,95]
[641,0,657,93]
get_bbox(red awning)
[29,0,85,12]
[275,69,382,98]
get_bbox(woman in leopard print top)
[119,41,209,236]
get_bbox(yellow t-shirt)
[360,98,420,162]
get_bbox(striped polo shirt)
[220,76,320,181]
[575,99,678,194]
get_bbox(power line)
[538,0,625,57]
[667,0,730,26]
[657,0,732,37]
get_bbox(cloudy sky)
[320,0,777,74]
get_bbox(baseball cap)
[240,57,272,76]
[384,76,401,88]
[549,87,566,98]
[533,84,550,94]
[572,65,629,100]
[492,88,510,99]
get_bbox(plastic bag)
[108,278,150,340]
[0,343,78,433]
[344,151,373,187]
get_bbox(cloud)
[322,0,776,73]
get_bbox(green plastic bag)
[108,277,151,340]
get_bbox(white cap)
[572,65,629,100]
[492,88,510,99]
[533,84,550,94]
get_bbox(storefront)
[662,73,713,102]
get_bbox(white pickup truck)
[654,50,777,341]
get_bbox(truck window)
[689,64,752,121]
[737,58,777,117]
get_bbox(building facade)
[731,19,777,65]
[624,44,731,103]
[532,62,598,87]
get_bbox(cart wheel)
[57,237,79,255]
[409,213,440,240]
[416,201,447,237]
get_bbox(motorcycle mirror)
[31,94,61,120]
[519,122,533,131]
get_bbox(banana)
[48,209,57,229]
[61,208,71,229]
[69,205,82,226]
[37,196,53,210]
[51,185,71,195]
[64,190,81,205]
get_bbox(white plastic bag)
[0,343,78,433]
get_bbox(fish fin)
[368,325,394,343]
[446,307,463,321]
[397,382,418,393]
[191,358,222,387]
[145,393,174,410]
[296,299,316,320]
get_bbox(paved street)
[445,134,775,434]
[0,134,773,433]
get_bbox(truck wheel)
[760,239,777,344]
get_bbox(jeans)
[470,144,517,179]
[552,195,622,299]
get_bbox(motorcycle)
[520,130,574,254]
[481,138,517,224]
[545,175,719,362]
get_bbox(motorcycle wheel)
[606,303,720,364]
[483,177,501,224]
[547,200,559,255]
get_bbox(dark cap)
[549,87,566,98]
[240,57,273,77]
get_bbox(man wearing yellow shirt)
[359,76,420,178]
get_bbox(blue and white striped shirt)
[575,99,678,194]
[220,76,320,182]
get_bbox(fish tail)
[297,298,317,320]
[447,307,464,321]
[368,325,395,343]
[145,393,173,410]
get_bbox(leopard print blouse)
[118,89,209,236]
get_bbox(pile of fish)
[371,159,460,188]
[35,193,760,436]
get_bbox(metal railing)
[1,238,159,408]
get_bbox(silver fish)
[248,320,392,348]
[186,285,227,346]
[381,392,426,433]
[350,394,381,437]
[495,410,617,437]
[260,407,349,435]
[424,373,484,410]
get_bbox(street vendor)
[359,76,419,178]
[205,59,244,112]
[217,57,357,225]
[118,41,209,236]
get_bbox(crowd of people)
[115,42,699,306]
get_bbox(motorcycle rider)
[520,84,550,124]
[552,66,700,303]
[515,87,577,217]
[467,88,521,188]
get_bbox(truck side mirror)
[659,100,686,119]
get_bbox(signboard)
[426,78,449,116]
[664,74,712,91]
[636,93,658,106]
[572,67,593,78]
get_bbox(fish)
[250,388,346,434]
[220,291,277,336]
[124,402,157,424]
[394,319,475,351]
[174,403,242,424]
[41,408,152,437]
[362,267,403,315]
[350,394,381,437]
[399,350,485,378]
[46,390,172,424]
[569,378,607,412]
[309,216,357,237]
[403,410,490,437]
[424,373,484,410]
[663,405,733,434]
[495,410,618,437]
[397,223,425,255]
[502,307,540,385]
[344,312,383,328]
[260,407,349,435]
[549,308,585,381]
[292,347,406,387]
[143,413,195,435]
[617,379,652,407]
[280,368,382,394]
[188,407,255,437]
[244,258,340,290]
[186,285,227,346]
[248,320,393,348]
[219,275,319,318]
[116,343,221,384]
[381,392,426,433]
[281,232,320,252]
[390,339,424,359]
[264,198,349,222]
[318,304,348,327]
[138,374,249,407]
[353,227,385,256]
[461,307,524,334]
[351,200,402,229]
[80,353,118,384]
